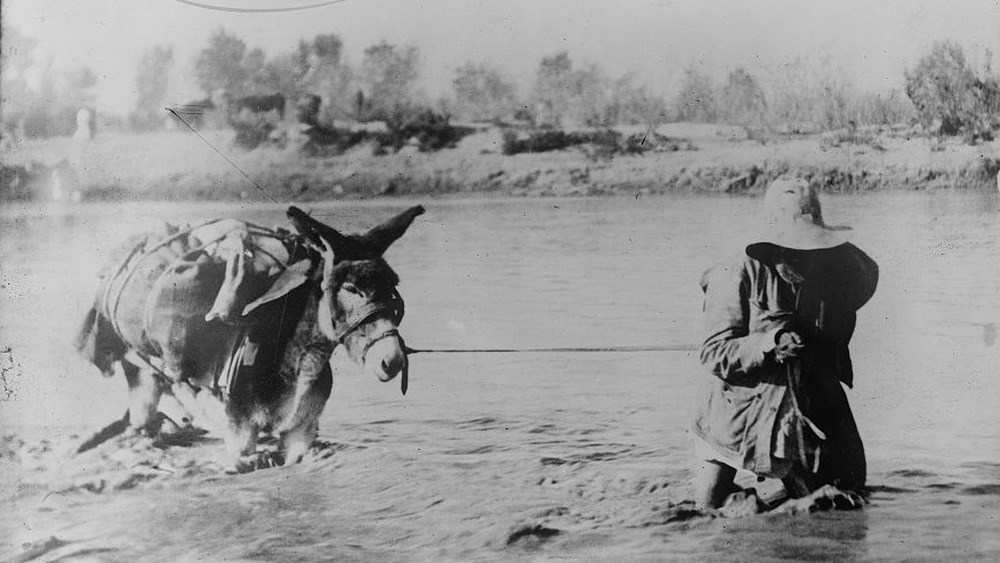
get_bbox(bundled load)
[75,219,310,388]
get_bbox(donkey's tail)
[74,302,126,377]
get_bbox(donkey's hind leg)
[122,361,164,434]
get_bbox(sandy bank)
[3,124,999,203]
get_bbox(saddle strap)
[124,330,250,402]
[123,349,172,387]
[216,329,252,400]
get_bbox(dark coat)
[693,243,878,488]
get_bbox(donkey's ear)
[355,205,425,255]
[287,206,367,260]
[286,206,321,246]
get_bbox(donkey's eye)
[341,283,363,296]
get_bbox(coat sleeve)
[699,260,789,384]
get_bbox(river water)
[1,191,998,561]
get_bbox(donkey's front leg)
[278,362,332,466]
[223,414,262,473]
[280,422,317,466]
[280,393,325,466]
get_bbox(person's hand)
[774,330,804,363]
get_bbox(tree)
[905,41,1000,138]
[1,24,40,137]
[532,51,574,125]
[602,74,669,126]
[260,53,306,104]
[284,33,345,92]
[310,34,343,67]
[765,59,814,127]
[762,58,851,131]
[194,28,250,96]
[62,68,97,102]
[850,89,915,126]
[570,63,609,126]
[360,41,421,119]
[298,34,355,120]
[132,45,173,130]
[2,24,100,138]
[451,62,517,121]
[231,33,354,123]
[46,67,98,135]
[241,47,269,94]
[813,61,852,130]
[719,68,766,125]
[675,67,717,122]
[531,52,612,127]
[1,24,38,101]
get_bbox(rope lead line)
[403,344,697,354]
[165,107,280,204]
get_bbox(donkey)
[75,205,423,471]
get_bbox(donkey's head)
[287,205,423,390]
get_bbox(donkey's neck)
[274,287,336,385]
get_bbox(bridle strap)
[332,302,397,345]
[325,287,409,395]
[330,288,405,345]
[360,328,408,396]
[361,329,402,360]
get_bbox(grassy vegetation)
[2,122,998,204]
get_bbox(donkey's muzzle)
[364,330,408,384]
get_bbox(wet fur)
[76,205,422,471]
[220,276,334,467]
[79,249,401,471]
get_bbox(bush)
[374,106,469,153]
[501,128,694,157]
[502,129,573,155]
[228,111,278,150]
[294,106,470,156]
[387,107,464,152]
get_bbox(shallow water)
[1,191,999,561]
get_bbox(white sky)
[5,0,1000,115]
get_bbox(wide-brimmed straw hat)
[745,178,851,261]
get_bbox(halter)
[330,288,405,349]
[327,287,409,395]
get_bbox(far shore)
[2,122,999,204]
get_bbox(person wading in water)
[692,177,879,510]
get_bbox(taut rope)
[403,344,696,355]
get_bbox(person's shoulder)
[700,252,758,291]
[834,242,880,268]
[844,241,875,257]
